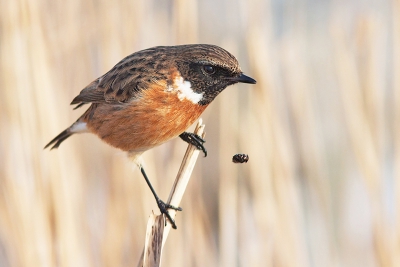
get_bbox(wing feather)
[70,51,168,108]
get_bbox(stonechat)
[45,44,256,229]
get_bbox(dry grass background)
[0,0,398,266]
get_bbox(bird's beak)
[233,73,257,84]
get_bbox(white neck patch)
[168,76,203,104]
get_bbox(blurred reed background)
[0,0,398,266]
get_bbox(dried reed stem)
[138,119,205,267]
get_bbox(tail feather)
[44,121,87,150]
[44,129,73,150]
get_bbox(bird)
[45,44,256,229]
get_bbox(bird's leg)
[139,166,182,229]
[179,132,207,157]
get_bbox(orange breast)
[84,83,208,152]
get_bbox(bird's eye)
[203,65,216,75]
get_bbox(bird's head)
[172,44,256,105]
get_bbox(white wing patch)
[70,121,88,133]
[169,76,203,104]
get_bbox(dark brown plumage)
[70,44,245,107]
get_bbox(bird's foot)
[157,198,182,229]
[179,132,207,157]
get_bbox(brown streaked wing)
[70,53,153,107]
[70,78,104,106]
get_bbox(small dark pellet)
[232,154,249,163]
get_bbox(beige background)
[0,0,398,266]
